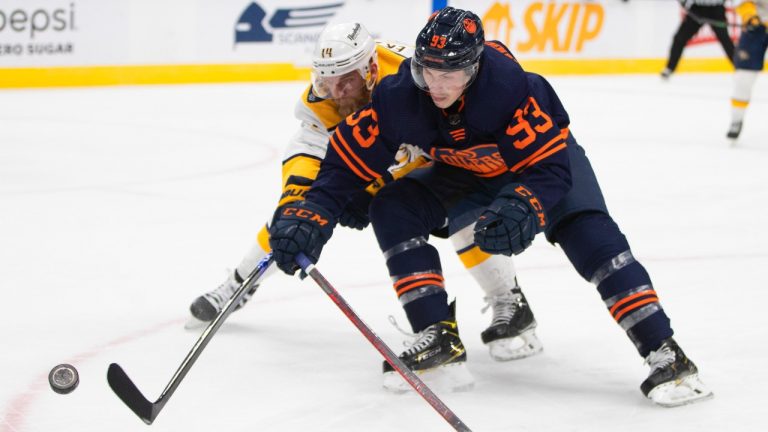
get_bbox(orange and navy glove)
[269,200,335,275]
[473,184,546,256]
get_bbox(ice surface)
[1,73,766,431]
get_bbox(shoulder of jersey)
[299,85,343,131]
[473,42,529,109]
[375,40,413,81]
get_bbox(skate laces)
[403,325,440,356]
[203,270,240,308]
[645,343,676,374]
[482,290,522,327]
[387,315,439,355]
[388,315,424,350]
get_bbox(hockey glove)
[338,190,372,230]
[269,200,336,275]
[473,184,546,256]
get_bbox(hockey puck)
[48,364,79,394]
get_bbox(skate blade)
[487,328,543,361]
[183,316,208,330]
[382,362,475,394]
[647,373,714,407]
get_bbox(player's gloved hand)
[473,183,546,256]
[745,15,764,32]
[269,200,335,275]
[338,191,371,230]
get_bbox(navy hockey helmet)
[411,7,485,92]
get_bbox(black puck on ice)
[48,364,79,394]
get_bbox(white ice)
[1,73,767,432]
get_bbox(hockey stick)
[295,253,472,432]
[107,254,274,425]
[677,0,741,29]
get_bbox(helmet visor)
[311,69,370,100]
[410,57,478,93]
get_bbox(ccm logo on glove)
[512,185,546,228]
[280,207,330,226]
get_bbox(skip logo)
[482,1,604,53]
[235,2,343,44]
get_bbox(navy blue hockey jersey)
[306,41,572,219]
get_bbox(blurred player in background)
[661,0,735,79]
[269,7,713,407]
[727,0,768,140]
[187,22,543,362]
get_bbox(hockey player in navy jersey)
[187,22,543,361]
[269,8,712,406]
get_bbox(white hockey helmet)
[310,22,378,99]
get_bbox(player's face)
[422,67,469,108]
[323,71,367,101]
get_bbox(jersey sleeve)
[282,91,334,162]
[306,101,400,216]
[497,76,572,212]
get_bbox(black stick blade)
[107,363,157,425]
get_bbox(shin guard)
[554,212,673,356]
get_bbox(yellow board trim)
[521,57,736,75]
[0,63,311,88]
[0,58,758,89]
[458,246,492,269]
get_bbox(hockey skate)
[185,270,258,329]
[641,338,713,407]
[383,302,474,393]
[481,285,543,361]
[660,68,672,80]
[726,121,742,142]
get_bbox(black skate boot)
[726,121,742,141]
[481,284,542,361]
[382,301,473,393]
[186,270,259,327]
[641,338,713,407]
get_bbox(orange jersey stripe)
[520,142,567,171]
[329,134,373,182]
[613,297,659,322]
[335,131,382,180]
[510,133,566,173]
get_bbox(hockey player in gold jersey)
[728,0,768,141]
[187,22,542,365]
